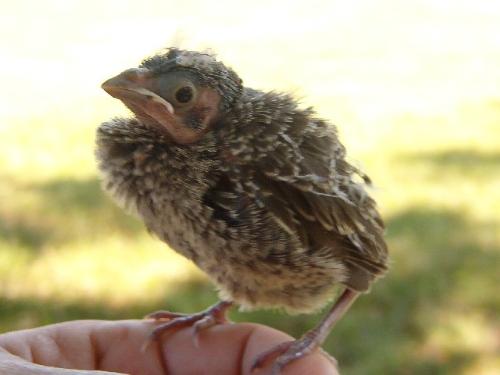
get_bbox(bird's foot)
[251,332,336,375]
[252,289,358,374]
[144,300,233,348]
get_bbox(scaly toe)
[251,341,293,372]
[192,315,217,347]
[145,301,234,346]
[272,338,319,375]
[149,314,202,341]
[252,337,321,375]
[145,310,187,320]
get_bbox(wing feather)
[216,92,388,290]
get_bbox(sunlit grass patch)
[418,313,499,374]
[1,234,204,306]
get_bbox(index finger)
[154,322,337,375]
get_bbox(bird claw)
[251,336,322,375]
[145,300,233,346]
[192,314,221,347]
[319,348,338,368]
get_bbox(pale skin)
[0,320,338,375]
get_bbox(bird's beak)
[101,68,175,115]
[101,68,203,144]
[102,67,149,91]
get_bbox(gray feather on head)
[140,48,243,112]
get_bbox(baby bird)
[97,48,388,374]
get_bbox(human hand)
[0,320,338,374]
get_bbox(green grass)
[1,2,500,372]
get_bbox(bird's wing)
[217,93,388,289]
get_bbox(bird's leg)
[145,300,233,347]
[252,289,359,375]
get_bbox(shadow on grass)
[1,207,499,374]
[1,177,143,251]
[0,217,53,250]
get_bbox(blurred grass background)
[1,1,499,374]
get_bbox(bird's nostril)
[122,68,150,81]
[124,69,138,79]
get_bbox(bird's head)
[101,48,243,144]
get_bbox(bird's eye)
[156,74,198,107]
[175,86,194,104]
